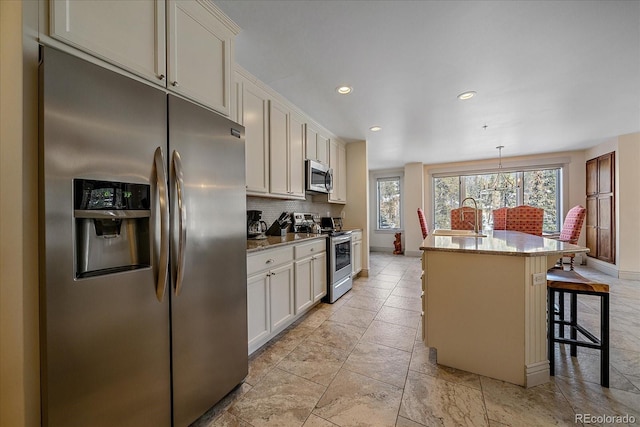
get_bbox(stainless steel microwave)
[305,159,333,194]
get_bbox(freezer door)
[39,47,171,426]
[168,95,248,426]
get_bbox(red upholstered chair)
[492,207,508,230]
[417,208,429,239]
[506,205,544,236]
[557,205,587,270]
[451,207,482,230]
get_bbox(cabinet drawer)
[247,246,294,275]
[351,230,362,242]
[294,239,327,259]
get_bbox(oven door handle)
[332,235,351,244]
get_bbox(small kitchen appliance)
[305,159,333,193]
[292,212,320,233]
[247,210,268,239]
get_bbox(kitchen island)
[420,230,588,387]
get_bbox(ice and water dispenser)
[74,179,151,278]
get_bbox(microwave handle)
[325,168,334,192]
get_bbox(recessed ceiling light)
[336,86,353,95]
[457,91,477,100]
[369,126,382,132]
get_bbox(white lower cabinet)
[312,251,327,302]
[268,263,294,331]
[294,241,327,313]
[247,239,326,354]
[294,257,314,314]
[351,230,363,276]
[247,272,270,350]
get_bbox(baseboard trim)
[525,360,549,388]
[619,270,640,281]
[370,246,394,253]
[586,258,619,278]
[404,250,422,258]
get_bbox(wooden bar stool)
[547,269,610,387]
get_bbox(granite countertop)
[247,233,327,253]
[420,230,589,257]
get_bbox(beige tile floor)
[195,252,640,427]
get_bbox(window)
[434,167,561,233]
[377,176,401,230]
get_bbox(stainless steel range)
[291,213,352,303]
[326,231,353,303]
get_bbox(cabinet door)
[597,195,614,263]
[305,125,318,162]
[338,143,347,202]
[289,112,306,198]
[247,272,270,350]
[269,263,294,331]
[240,77,270,194]
[328,140,340,202]
[329,140,347,203]
[312,252,327,302]
[294,258,314,314]
[352,241,362,275]
[167,0,232,115]
[50,0,166,83]
[585,196,598,256]
[316,133,330,165]
[269,100,290,196]
[586,158,598,196]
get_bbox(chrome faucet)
[460,197,480,234]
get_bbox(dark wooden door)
[585,152,615,264]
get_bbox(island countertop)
[420,230,588,257]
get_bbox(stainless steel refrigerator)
[39,46,248,427]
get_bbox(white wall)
[0,1,41,426]
[586,133,640,279]
[343,140,370,274]
[369,168,404,252]
[422,150,588,243]
[403,163,424,257]
[618,133,640,278]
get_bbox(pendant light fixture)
[492,145,516,192]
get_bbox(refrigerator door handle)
[154,147,170,302]
[172,150,187,296]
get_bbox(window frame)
[376,175,402,231]
[433,166,563,233]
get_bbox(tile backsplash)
[247,196,344,226]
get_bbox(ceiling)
[215,0,640,170]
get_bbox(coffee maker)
[247,210,267,239]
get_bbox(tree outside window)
[377,177,401,229]
[434,167,561,233]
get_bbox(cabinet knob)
[172,81,179,87]
[266,259,274,264]
[157,74,165,81]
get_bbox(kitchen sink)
[432,229,487,237]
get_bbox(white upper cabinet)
[305,124,329,165]
[48,0,238,115]
[269,100,305,199]
[167,0,234,115]
[237,74,270,194]
[329,140,347,203]
[288,112,306,198]
[269,99,290,197]
[49,0,166,82]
